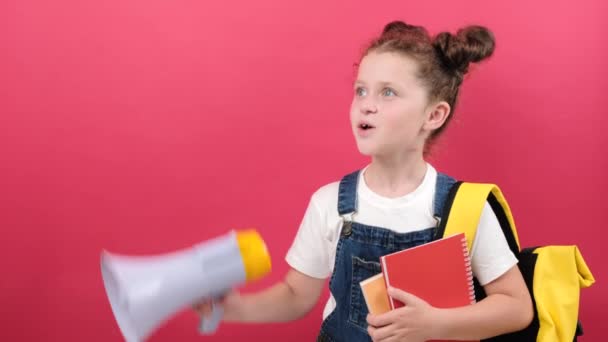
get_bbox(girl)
[195,20,533,342]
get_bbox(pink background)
[1,0,606,341]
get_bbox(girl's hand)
[192,289,244,322]
[366,287,442,342]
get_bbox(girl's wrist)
[429,307,450,340]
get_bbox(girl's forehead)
[357,51,419,85]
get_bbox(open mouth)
[359,123,375,130]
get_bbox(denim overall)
[317,170,456,342]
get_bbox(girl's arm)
[366,264,533,341]
[431,264,533,340]
[195,267,326,323]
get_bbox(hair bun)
[433,25,495,74]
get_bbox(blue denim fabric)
[317,170,456,342]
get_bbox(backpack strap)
[436,182,521,254]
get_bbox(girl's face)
[350,51,434,159]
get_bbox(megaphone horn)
[100,229,272,342]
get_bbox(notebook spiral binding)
[461,236,476,304]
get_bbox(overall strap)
[337,170,360,216]
[433,173,458,224]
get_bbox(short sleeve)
[285,196,332,279]
[470,202,519,285]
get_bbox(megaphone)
[100,229,272,342]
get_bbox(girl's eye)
[355,87,367,97]
[382,88,396,97]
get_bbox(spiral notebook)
[360,233,476,317]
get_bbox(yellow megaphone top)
[235,229,272,282]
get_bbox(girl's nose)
[360,98,378,115]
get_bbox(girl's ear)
[423,101,451,132]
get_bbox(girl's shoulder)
[309,180,340,211]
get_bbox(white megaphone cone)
[100,229,272,342]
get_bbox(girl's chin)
[355,143,376,156]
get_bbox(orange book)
[360,273,391,315]
[361,233,477,342]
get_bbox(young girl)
[195,20,533,342]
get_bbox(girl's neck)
[364,154,427,199]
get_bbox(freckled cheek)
[382,111,407,129]
[384,117,418,141]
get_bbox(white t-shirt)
[285,163,518,320]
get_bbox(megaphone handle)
[198,300,224,334]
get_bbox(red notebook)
[360,233,477,342]
[380,233,475,310]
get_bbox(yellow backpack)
[436,182,595,342]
